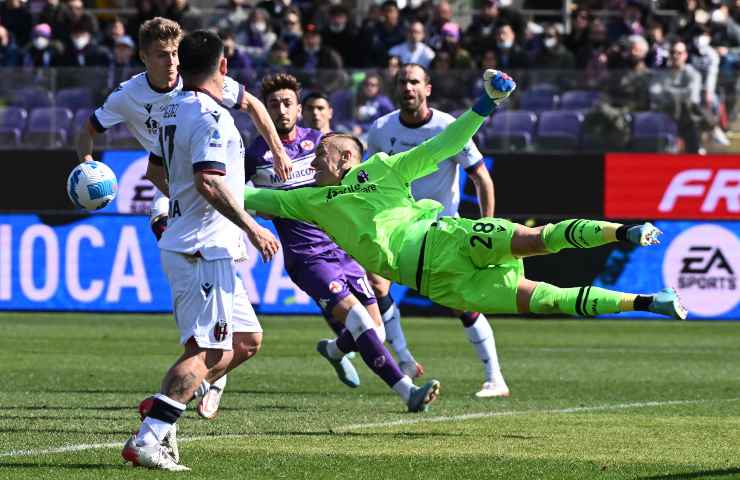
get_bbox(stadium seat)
[25,107,73,148]
[529,82,559,94]
[106,122,139,148]
[56,87,94,111]
[11,86,54,110]
[559,90,602,110]
[535,110,584,151]
[629,111,678,152]
[0,106,28,147]
[71,108,93,142]
[481,110,537,151]
[519,89,559,113]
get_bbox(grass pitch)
[0,313,739,479]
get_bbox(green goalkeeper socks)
[541,219,623,253]
[529,282,626,316]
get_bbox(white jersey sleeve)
[454,138,484,171]
[91,86,128,131]
[190,112,228,174]
[221,76,245,110]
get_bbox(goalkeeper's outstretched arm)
[387,70,516,183]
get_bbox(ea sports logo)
[662,224,739,316]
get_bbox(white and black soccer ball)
[67,161,118,211]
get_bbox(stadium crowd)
[0,0,737,152]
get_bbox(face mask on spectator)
[711,8,728,24]
[305,45,319,54]
[33,36,49,50]
[251,21,267,33]
[497,39,513,49]
[544,37,557,49]
[72,33,90,50]
[329,21,346,33]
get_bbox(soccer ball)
[67,161,118,211]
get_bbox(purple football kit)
[245,126,377,314]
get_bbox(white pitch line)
[1,397,739,458]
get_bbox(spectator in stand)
[160,0,203,32]
[290,23,344,90]
[380,55,401,95]
[101,17,127,52]
[38,0,66,43]
[438,22,476,70]
[265,39,292,70]
[322,5,360,68]
[301,91,336,133]
[608,35,654,111]
[427,0,454,50]
[0,0,32,47]
[533,23,575,70]
[493,21,530,71]
[23,23,63,68]
[57,22,111,67]
[127,0,157,43]
[709,2,740,120]
[564,7,591,54]
[108,35,142,88]
[0,25,21,66]
[690,24,721,108]
[429,50,472,110]
[464,0,525,61]
[607,0,645,42]
[352,73,394,134]
[57,0,99,44]
[209,0,252,33]
[388,19,435,68]
[220,28,254,83]
[367,1,405,67]
[654,39,707,152]
[240,8,278,61]
[646,20,671,68]
[257,0,297,27]
[401,0,433,25]
[279,7,303,55]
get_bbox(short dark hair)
[302,91,331,107]
[397,62,431,85]
[178,30,224,83]
[261,72,301,102]
[381,0,398,10]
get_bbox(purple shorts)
[287,249,377,314]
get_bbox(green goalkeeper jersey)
[244,109,486,287]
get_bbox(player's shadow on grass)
[0,463,121,470]
[641,467,740,479]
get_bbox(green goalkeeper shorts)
[418,217,524,314]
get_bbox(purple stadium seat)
[519,90,559,113]
[529,82,559,93]
[629,111,678,152]
[56,87,94,111]
[560,90,602,110]
[0,107,28,147]
[25,107,73,148]
[72,108,94,140]
[482,111,537,151]
[535,110,584,150]
[11,86,54,110]
[106,123,139,148]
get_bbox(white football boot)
[121,435,189,471]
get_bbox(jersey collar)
[182,86,227,109]
[146,73,180,94]
[399,109,433,129]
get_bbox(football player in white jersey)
[121,30,281,471]
[75,18,292,421]
[365,63,509,399]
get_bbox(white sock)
[325,339,344,359]
[391,375,415,401]
[464,314,504,384]
[346,303,375,340]
[374,322,386,344]
[211,375,227,391]
[136,417,173,447]
[382,302,414,363]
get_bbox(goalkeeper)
[244,70,688,320]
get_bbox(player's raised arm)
[240,89,294,182]
[386,70,515,183]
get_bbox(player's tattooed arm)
[196,172,280,261]
[241,90,293,182]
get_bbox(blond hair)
[138,17,183,52]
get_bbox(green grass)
[0,313,739,479]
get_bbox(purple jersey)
[245,127,337,270]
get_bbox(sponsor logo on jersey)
[201,282,213,296]
[605,154,740,219]
[662,224,738,316]
[209,129,222,147]
[325,182,377,200]
[328,280,342,294]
